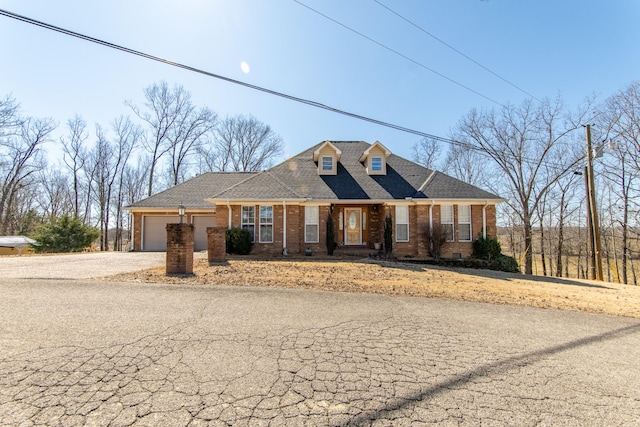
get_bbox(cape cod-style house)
[126,140,503,258]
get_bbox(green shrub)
[488,254,520,273]
[384,214,393,254]
[32,215,100,253]
[472,235,502,260]
[225,227,253,255]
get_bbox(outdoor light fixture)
[178,202,186,224]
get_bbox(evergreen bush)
[32,215,100,253]
[326,214,335,255]
[472,235,502,260]
[225,227,253,255]
[384,214,393,254]
[488,254,520,273]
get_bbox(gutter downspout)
[227,200,232,229]
[482,201,488,239]
[282,200,287,256]
[129,211,133,251]
[429,200,434,234]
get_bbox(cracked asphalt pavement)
[0,260,639,425]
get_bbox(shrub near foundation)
[225,228,253,255]
[472,235,519,273]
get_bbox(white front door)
[344,208,362,245]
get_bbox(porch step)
[333,246,380,258]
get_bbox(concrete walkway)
[1,277,638,426]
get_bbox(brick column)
[207,227,227,263]
[166,223,194,275]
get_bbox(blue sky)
[1,0,638,165]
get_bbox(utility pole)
[585,124,604,281]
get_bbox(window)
[305,206,319,243]
[259,205,273,243]
[458,205,472,242]
[322,156,333,171]
[371,157,383,171]
[396,205,409,242]
[441,205,454,242]
[241,206,255,242]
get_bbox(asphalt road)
[0,255,639,425]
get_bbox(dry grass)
[109,257,640,319]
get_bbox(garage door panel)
[142,216,180,251]
[192,216,216,251]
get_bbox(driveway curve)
[0,252,166,279]
[0,277,639,426]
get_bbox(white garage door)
[142,216,180,251]
[192,215,216,251]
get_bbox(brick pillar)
[207,227,227,263]
[166,223,194,275]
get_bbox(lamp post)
[178,202,186,224]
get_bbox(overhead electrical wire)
[373,0,542,103]
[0,8,488,152]
[0,8,576,169]
[293,0,506,108]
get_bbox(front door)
[344,208,362,245]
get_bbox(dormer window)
[360,141,391,175]
[313,141,342,175]
[322,156,333,171]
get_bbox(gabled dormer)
[313,141,342,175]
[359,140,391,175]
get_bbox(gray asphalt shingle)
[129,141,501,207]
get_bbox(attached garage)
[142,215,180,251]
[192,215,216,251]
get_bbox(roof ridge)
[209,171,261,198]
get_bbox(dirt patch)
[108,257,640,319]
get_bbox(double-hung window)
[458,205,472,242]
[441,205,455,242]
[259,205,273,243]
[304,206,319,243]
[395,205,409,242]
[241,206,255,242]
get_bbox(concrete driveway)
[0,252,166,279]
[1,272,639,425]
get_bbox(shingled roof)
[208,141,501,202]
[127,172,256,209]
[128,141,501,208]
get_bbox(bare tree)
[37,167,73,220]
[89,118,139,251]
[61,115,89,219]
[598,81,640,284]
[442,137,489,187]
[0,95,21,134]
[166,103,217,186]
[111,116,141,250]
[0,116,56,234]
[411,137,441,170]
[204,115,283,172]
[455,97,590,274]
[127,81,215,195]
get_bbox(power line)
[292,0,506,108]
[373,0,543,103]
[0,8,575,170]
[0,8,483,149]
